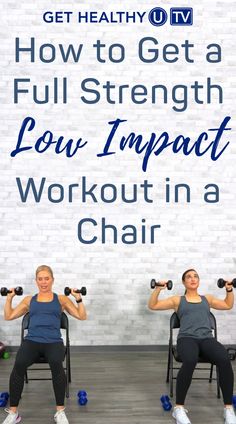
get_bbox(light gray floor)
[0,351,235,423]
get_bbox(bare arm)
[148,283,180,311]
[59,292,87,320]
[4,291,31,320]
[206,282,234,310]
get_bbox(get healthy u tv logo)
[149,7,193,26]
[43,7,193,25]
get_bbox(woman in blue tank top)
[148,269,236,424]
[2,265,87,424]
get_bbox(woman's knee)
[181,357,198,369]
[13,357,30,374]
[217,355,232,370]
[48,358,64,372]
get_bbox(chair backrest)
[60,312,69,330]
[22,312,30,331]
[170,312,180,330]
[170,311,217,338]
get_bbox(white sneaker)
[2,409,21,424]
[172,406,191,424]
[224,407,236,424]
[54,409,69,424]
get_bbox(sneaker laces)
[175,406,189,414]
[55,409,64,415]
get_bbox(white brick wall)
[0,0,235,346]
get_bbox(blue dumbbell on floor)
[0,392,9,408]
[77,390,88,406]
[160,395,172,411]
[232,395,236,409]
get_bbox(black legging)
[176,337,234,405]
[9,340,66,407]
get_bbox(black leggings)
[9,340,66,407]
[176,337,234,405]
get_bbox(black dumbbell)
[150,279,173,290]
[0,287,23,296]
[217,278,236,289]
[64,287,87,296]
[227,348,236,361]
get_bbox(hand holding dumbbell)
[217,278,236,290]
[150,279,173,290]
[64,287,87,296]
[0,287,23,297]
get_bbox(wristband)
[226,288,233,293]
[76,298,83,304]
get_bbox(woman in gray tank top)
[148,268,236,424]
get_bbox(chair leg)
[166,345,171,383]
[65,350,70,398]
[68,346,71,383]
[65,371,69,398]
[169,355,174,398]
[216,366,221,399]
[170,371,173,397]
[209,364,213,382]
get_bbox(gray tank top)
[177,296,213,339]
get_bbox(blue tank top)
[177,295,213,339]
[25,293,62,343]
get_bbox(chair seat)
[172,347,212,363]
[36,356,48,363]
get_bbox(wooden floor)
[0,351,235,423]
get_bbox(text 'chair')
[166,312,220,399]
[21,312,71,398]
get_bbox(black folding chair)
[166,312,220,398]
[21,312,71,398]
